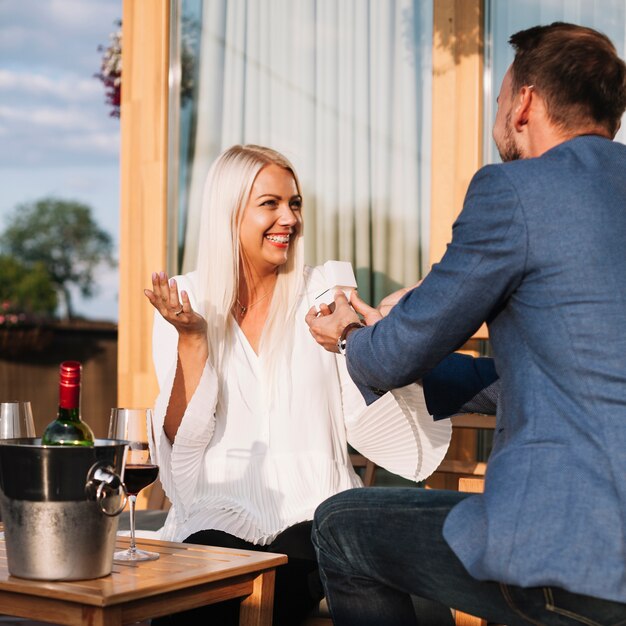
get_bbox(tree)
[0,198,115,319]
[0,255,58,318]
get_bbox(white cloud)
[0,89,120,165]
[0,69,100,102]
[65,131,120,157]
[0,0,121,74]
[0,104,105,132]
[0,25,31,50]
[48,0,120,31]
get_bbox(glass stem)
[128,494,137,554]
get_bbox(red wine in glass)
[124,464,159,495]
[108,408,160,562]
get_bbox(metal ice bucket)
[0,438,127,580]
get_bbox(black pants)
[152,521,323,626]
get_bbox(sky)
[0,0,122,321]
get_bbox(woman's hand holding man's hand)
[305,290,381,353]
[305,281,423,354]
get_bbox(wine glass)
[0,402,36,539]
[108,408,160,562]
[0,401,36,439]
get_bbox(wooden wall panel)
[118,0,170,409]
[430,0,483,266]
[428,0,485,490]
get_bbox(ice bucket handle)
[85,462,128,517]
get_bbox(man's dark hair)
[509,22,626,136]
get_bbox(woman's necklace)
[236,289,272,317]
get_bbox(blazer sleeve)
[422,353,498,418]
[346,165,527,392]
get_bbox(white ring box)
[313,261,358,310]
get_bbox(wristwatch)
[336,322,365,355]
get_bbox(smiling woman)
[237,164,302,304]
[141,144,451,626]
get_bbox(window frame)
[117,0,485,407]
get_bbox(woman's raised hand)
[144,271,207,337]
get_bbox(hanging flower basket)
[95,18,197,119]
[95,21,122,118]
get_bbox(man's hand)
[305,291,360,352]
[350,291,382,325]
[377,281,422,317]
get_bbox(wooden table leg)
[84,605,122,626]
[239,569,276,626]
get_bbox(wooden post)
[430,0,483,266]
[428,0,485,490]
[118,0,170,409]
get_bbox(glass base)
[114,547,160,562]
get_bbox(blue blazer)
[346,136,626,603]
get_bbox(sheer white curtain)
[484,0,626,164]
[181,0,433,304]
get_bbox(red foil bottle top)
[59,361,82,409]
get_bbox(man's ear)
[512,85,534,131]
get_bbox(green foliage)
[0,197,115,318]
[0,255,58,318]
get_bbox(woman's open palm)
[144,271,207,337]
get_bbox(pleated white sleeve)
[149,273,219,522]
[304,262,451,483]
[336,328,452,483]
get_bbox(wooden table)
[0,536,287,626]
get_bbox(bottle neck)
[58,376,81,422]
[57,406,81,423]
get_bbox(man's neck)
[528,123,611,158]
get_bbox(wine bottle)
[42,361,95,446]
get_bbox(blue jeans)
[312,488,626,626]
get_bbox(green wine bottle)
[42,361,95,446]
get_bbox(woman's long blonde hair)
[195,145,305,384]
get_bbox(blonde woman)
[144,145,451,625]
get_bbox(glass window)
[168,0,434,304]
[484,0,626,164]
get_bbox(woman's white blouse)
[150,266,451,544]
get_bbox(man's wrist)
[336,322,365,355]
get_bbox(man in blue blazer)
[306,23,626,625]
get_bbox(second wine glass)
[0,401,35,439]
[108,408,159,562]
